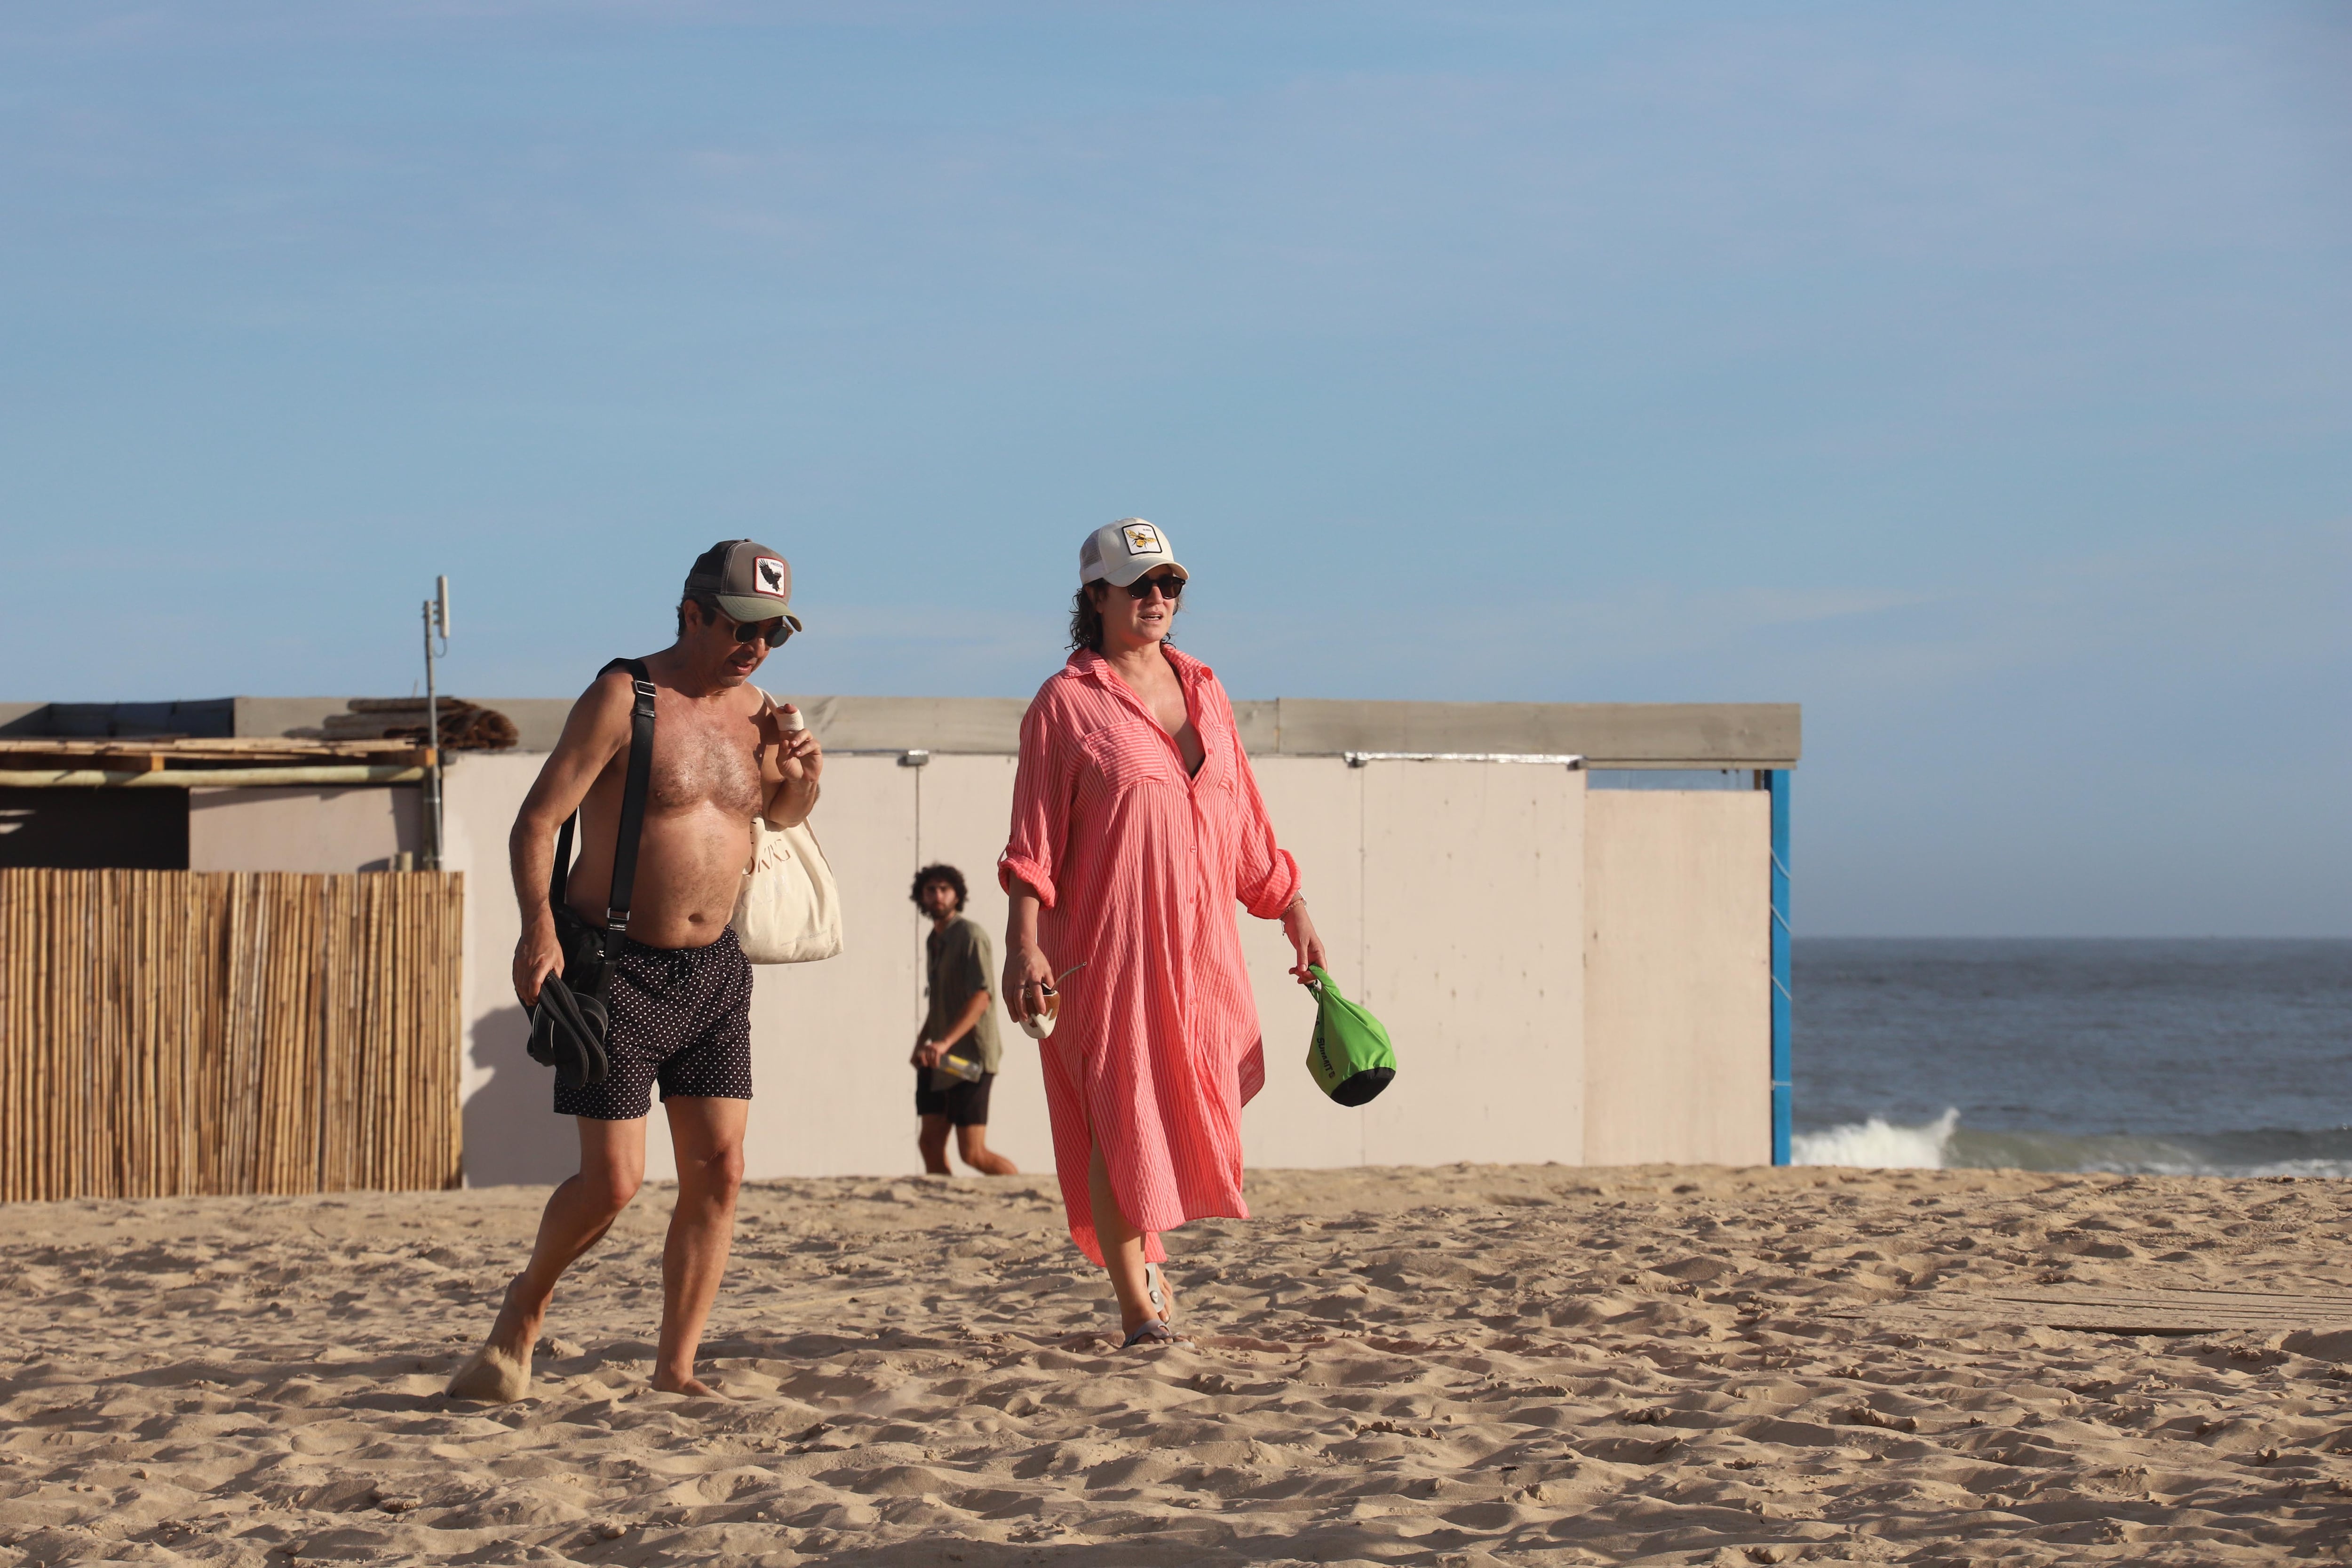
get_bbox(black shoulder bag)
[527,658,658,1089]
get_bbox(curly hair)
[1068,581,1177,653]
[910,863,967,912]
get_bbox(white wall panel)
[1583,789,1771,1166]
[441,752,569,1186]
[1236,757,1368,1171]
[1359,762,1586,1166]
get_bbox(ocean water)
[1792,939,2352,1177]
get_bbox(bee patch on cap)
[1121,523,1164,557]
[753,557,789,597]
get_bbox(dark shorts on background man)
[914,1070,996,1128]
[554,927,755,1121]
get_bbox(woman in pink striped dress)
[999,519,1326,1347]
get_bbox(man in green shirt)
[909,864,1019,1175]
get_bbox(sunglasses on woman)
[1124,573,1186,600]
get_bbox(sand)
[9,1162,2352,1565]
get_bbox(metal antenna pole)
[421,576,451,871]
[422,597,442,870]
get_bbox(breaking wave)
[1791,1109,1959,1169]
[1793,1109,2352,1178]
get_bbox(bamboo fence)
[0,869,463,1202]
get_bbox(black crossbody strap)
[549,812,577,909]
[600,657,658,938]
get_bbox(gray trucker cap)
[685,540,803,629]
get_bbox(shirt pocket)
[1078,718,1187,796]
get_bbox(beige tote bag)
[732,694,845,963]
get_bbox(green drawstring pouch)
[1305,965,1397,1106]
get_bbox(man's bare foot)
[652,1370,726,1398]
[445,1343,530,1403]
[445,1273,544,1403]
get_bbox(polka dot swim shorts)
[553,927,754,1121]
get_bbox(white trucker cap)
[1079,518,1187,588]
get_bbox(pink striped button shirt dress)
[999,646,1302,1266]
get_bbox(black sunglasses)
[1123,573,1186,600]
[717,614,794,648]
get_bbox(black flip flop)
[529,972,611,1088]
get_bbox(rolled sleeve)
[996,851,1057,908]
[1229,709,1303,920]
[999,689,1078,909]
[1239,844,1302,921]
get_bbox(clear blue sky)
[2,3,2346,935]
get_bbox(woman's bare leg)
[1088,1142,1161,1334]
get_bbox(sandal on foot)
[1144,1262,1173,1324]
[1121,1320,1175,1349]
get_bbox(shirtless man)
[447,539,820,1403]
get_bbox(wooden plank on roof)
[0,738,432,772]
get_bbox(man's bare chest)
[637,706,763,818]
